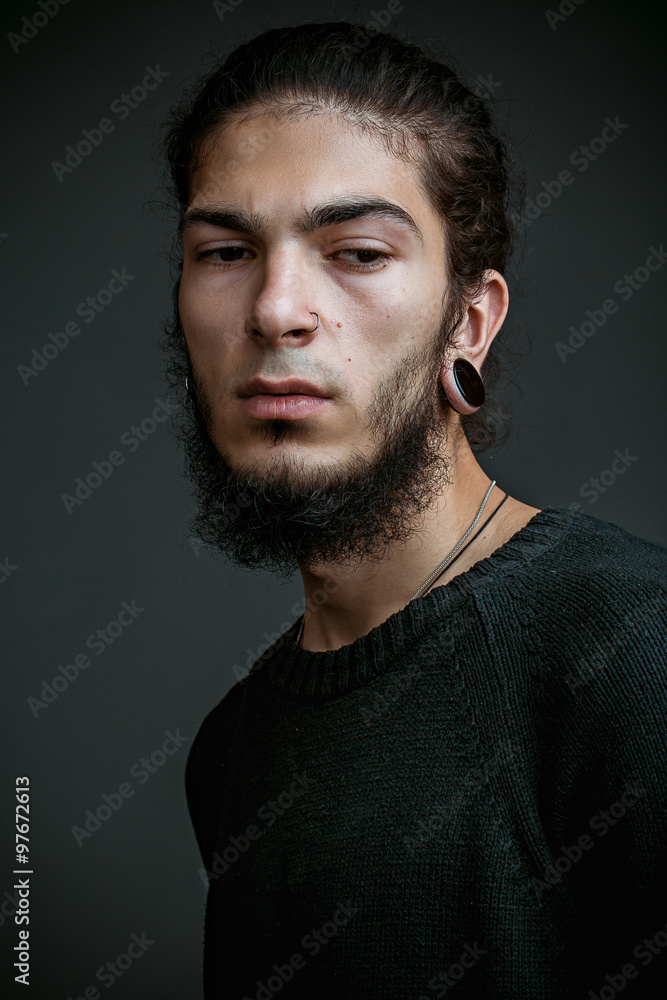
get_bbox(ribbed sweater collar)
[254,507,577,702]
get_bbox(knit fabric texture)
[185,507,667,999]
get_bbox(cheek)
[178,279,227,357]
[349,299,421,367]
[177,275,200,334]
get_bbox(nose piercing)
[306,312,320,333]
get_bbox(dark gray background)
[1,0,664,996]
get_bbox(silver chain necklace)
[295,480,497,647]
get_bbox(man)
[160,21,666,999]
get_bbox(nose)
[245,252,321,346]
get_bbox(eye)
[193,245,391,272]
[195,246,253,267]
[329,248,392,271]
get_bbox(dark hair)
[160,21,525,451]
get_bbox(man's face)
[173,108,460,574]
[179,110,450,471]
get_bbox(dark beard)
[162,299,454,581]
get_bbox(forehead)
[186,109,441,240]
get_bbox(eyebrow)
[178,197,423,243]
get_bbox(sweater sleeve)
[184,696,233,873]
[472,528,667,995]
[541,569,667,993]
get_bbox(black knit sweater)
[185,507,667,999]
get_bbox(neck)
[297,431,540,651]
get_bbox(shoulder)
[524,506,667,580]
[184,683,245,790]
[504,506,667,626]
[476,508,667,701]
[560,509,665,621]
[511,512,666,740]
[187,680,245,748]
[485,514,666,834]
[557,506,667,575]
[184,685,247,865]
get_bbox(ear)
[450,270,509,366]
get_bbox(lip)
[238,377,331,398]
[239,393,331,419]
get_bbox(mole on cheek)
[337,322,342,328]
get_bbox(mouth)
[238,391,331,420]
[238,377,331,398]
[237,377,333,420]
